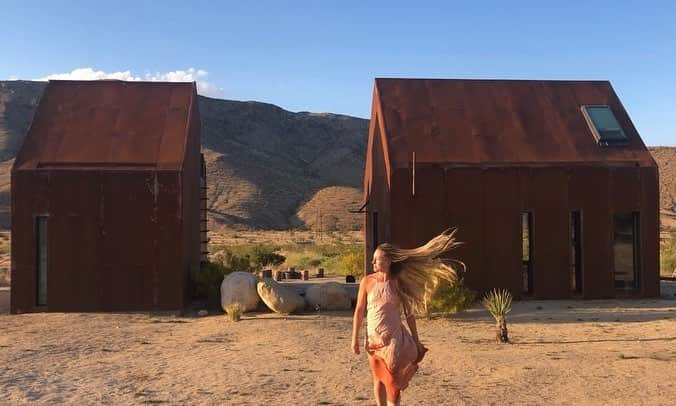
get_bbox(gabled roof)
[13,80,197,171]
[372,78,656,170]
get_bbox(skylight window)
[581,105,629,146]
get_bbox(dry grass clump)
[225,303,244,322]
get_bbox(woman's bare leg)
[386,390,401,406]
[373,380,387,406]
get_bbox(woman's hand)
[414,339,428,363]
[351,338,360,355]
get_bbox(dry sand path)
[1,283,675,405]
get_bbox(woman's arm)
[351,277,369,355]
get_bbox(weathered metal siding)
[10,169,187,312]
[364,78,659,299]
[529,168,571,298]
[569,167,614,298]
[10,170,49,312]
[381,164,659,299]
[640,166,660,297]
[389,166,448,250]
[10,81,200,313]
[483,168,522,294]
[49,171,101,310]
[364,115,391,273]
[445,167,485,292]
[181,91,202,306]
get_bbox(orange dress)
[366,279,426,401]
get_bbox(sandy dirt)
[1,283,676,405]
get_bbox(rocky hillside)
[0,80,674,232]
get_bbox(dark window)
[581,105,629,146]
[613,212,640,289]
[521,212,533,295]
[570,211,582,294]
[36,216,48,306]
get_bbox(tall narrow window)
[521,212,533,295]
[36,216,48,306]
[570,211,582,294]
[613,212,640,289]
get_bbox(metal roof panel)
[374,78,655,168]
[14,80,196,171]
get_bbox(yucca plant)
[225,303,245,322]
[482,289,513,343]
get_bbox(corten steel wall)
[381,164,659,299]
[363,113,391,274]
[10,81,201,313]
[181,96,202,307]
[363,78,660,299]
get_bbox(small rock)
[197,309,208,317]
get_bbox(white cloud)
[35,67,224,98]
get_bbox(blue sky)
[1,1,675,146]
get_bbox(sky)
[1,0,675,146]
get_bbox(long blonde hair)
[377,228,464,315]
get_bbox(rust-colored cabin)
[11,80,201,313]
[364,78,660,299]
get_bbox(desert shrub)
[341,250,363,277]
[250,244,286,270]
[661,231,676,276]
[220,250,252,272]
[190,251,250,309]
[296,256,322,269]
[225,303,244,322]
[314,244,345,258]
[426,279,477,317]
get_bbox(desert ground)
[1,283,675,405]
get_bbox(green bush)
[426,279,477,317]
[190,250,252,309]
[221,250,253,272]
[341,250,363,276]
[314,244,344,258]
[296,256,322,269]
[250,244,286,270]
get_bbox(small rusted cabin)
[363,78,659,299]
[11,80,201,312]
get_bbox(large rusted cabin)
[11,80,202,313]
[363,78,660,299]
